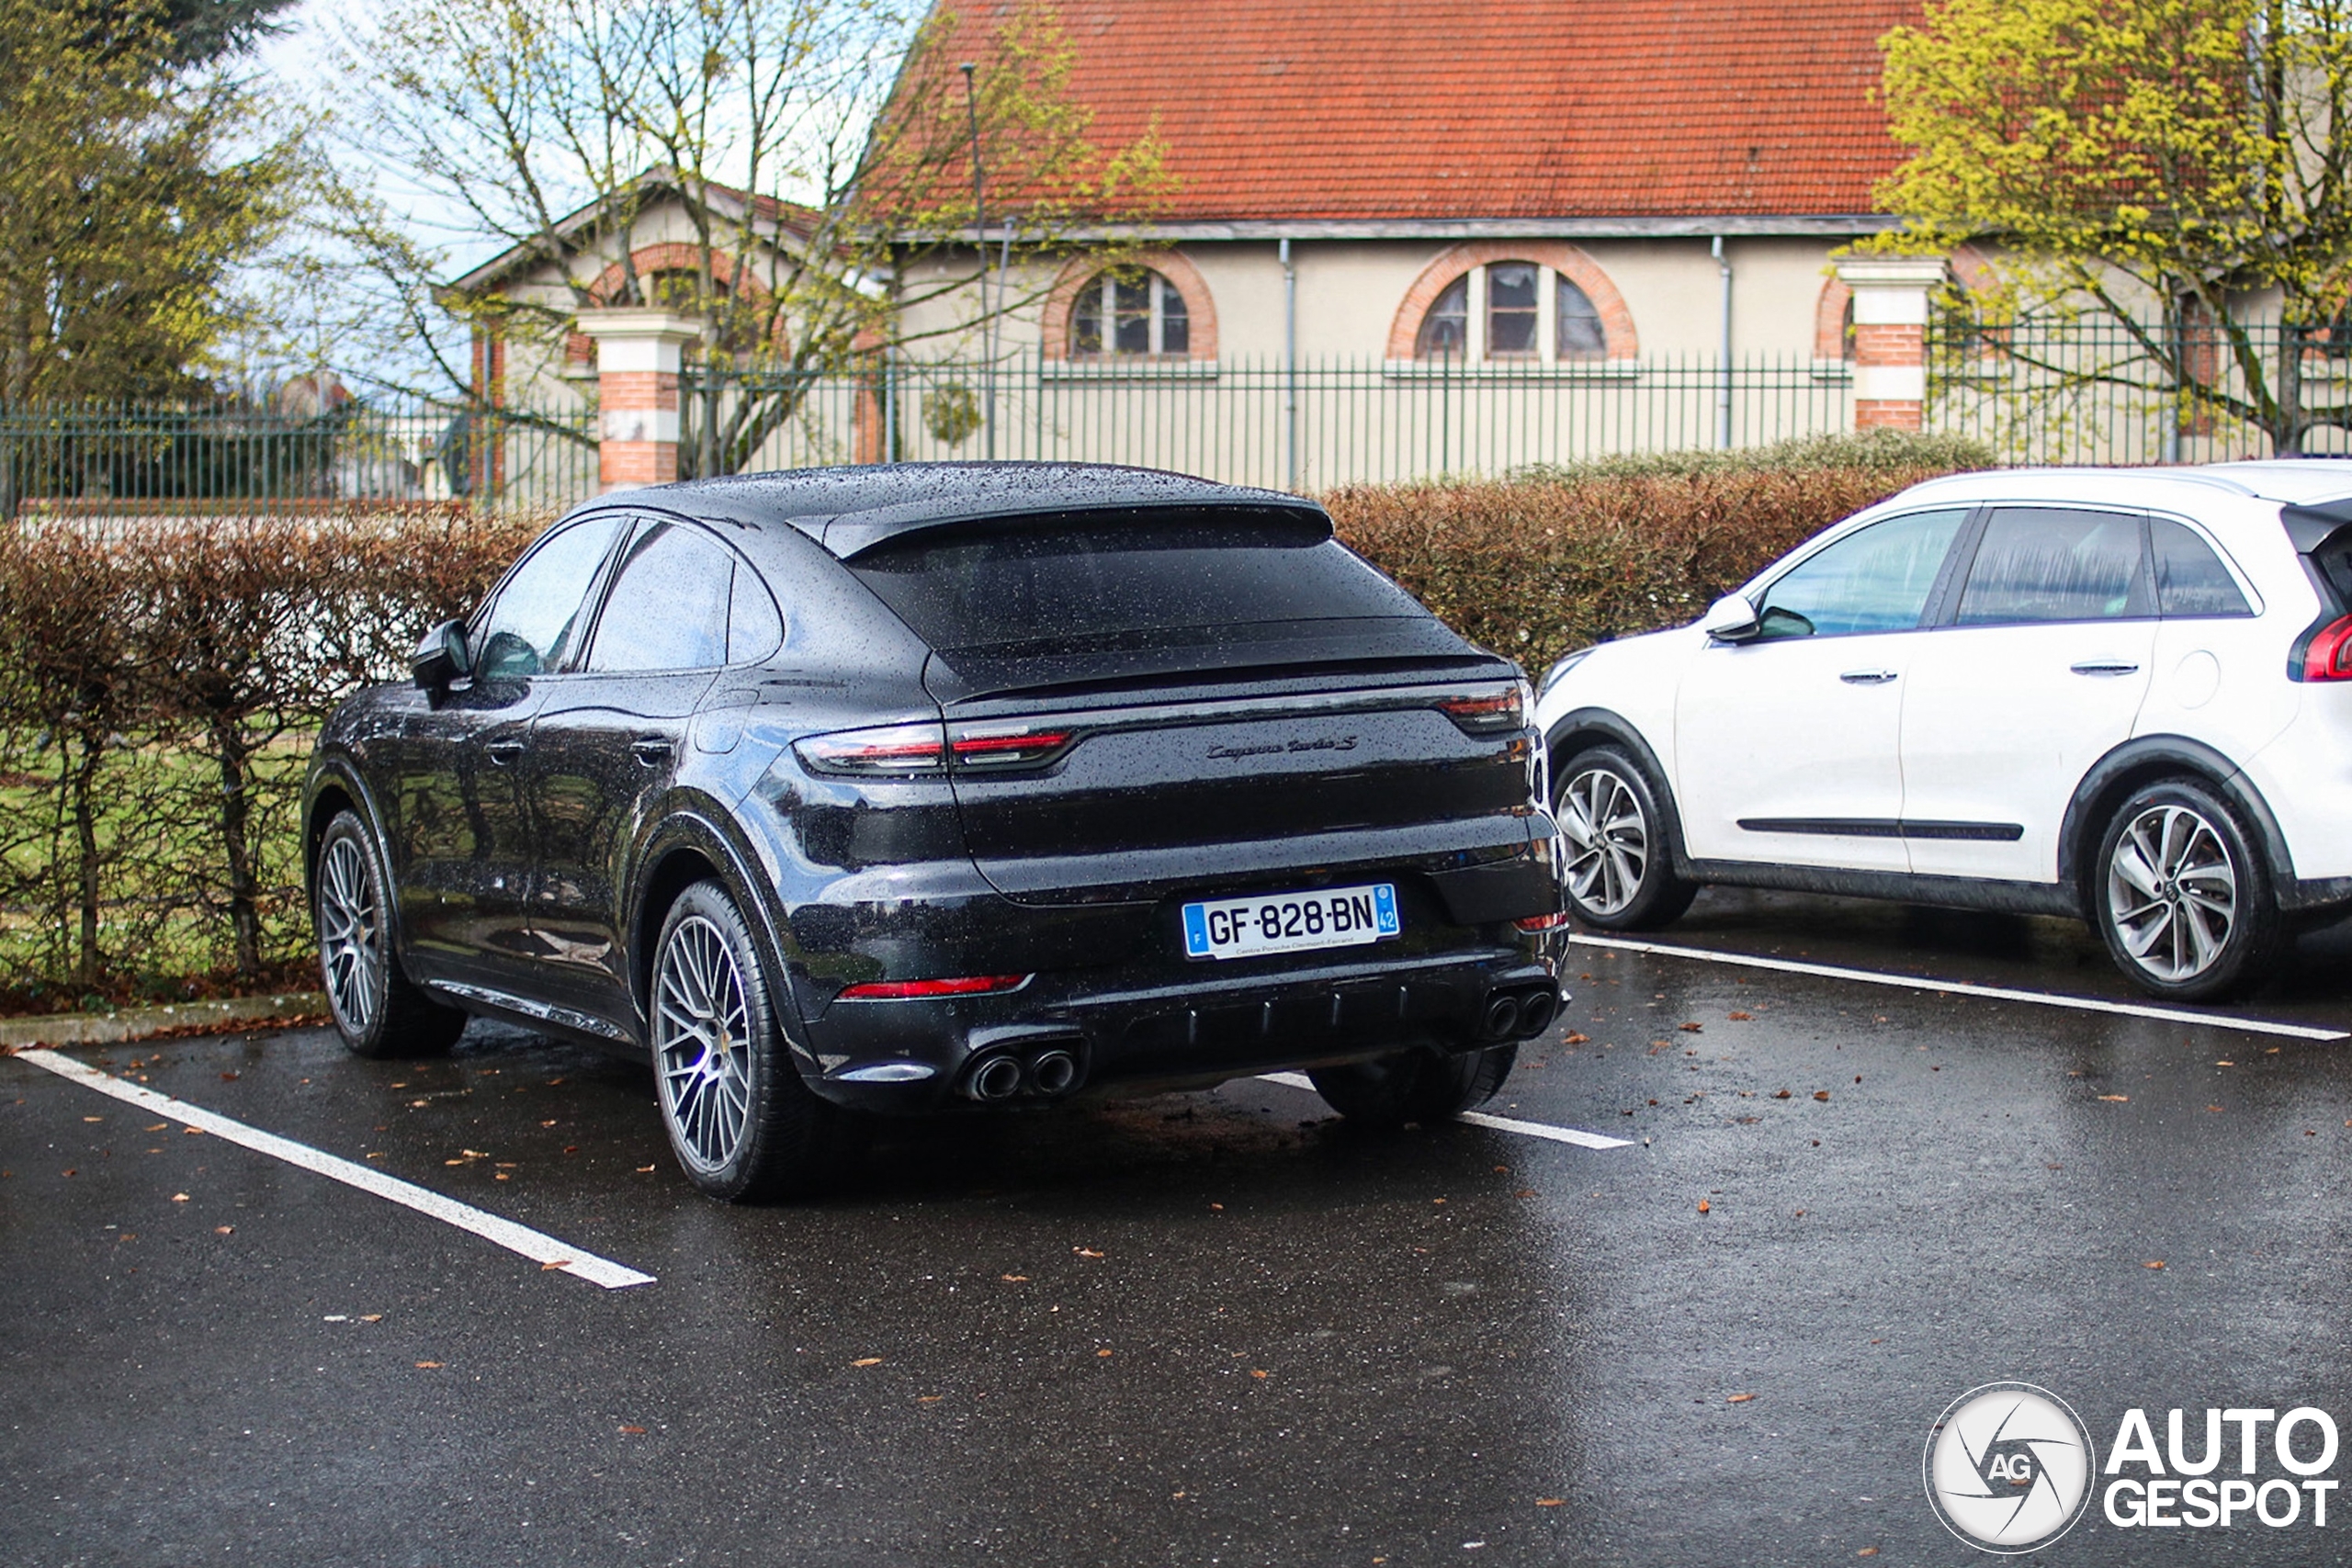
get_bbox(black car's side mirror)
[413,619,473,691]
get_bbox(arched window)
[1557,276,1605,359]
[1070,268,1191,357]
[1416,276,1468,359]
[1413,261,1612,363]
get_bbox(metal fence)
[0,395,600,522]
[1924,316,2352,466]
[701,352,1860,490]
[15,319,2352,525]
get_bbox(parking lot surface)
[7,889,2352,1566]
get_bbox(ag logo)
[1925,1382,2098,1553]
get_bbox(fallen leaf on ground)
[213,1225,232,1235]
[1679,1022,1703,1033]
[183,1126,202,1134]
[82,1115,102,1122]
[635,1165,654,1173]
[143,1123,164,1132]
[1250,1369,1269,1379]
[220,1071,237,1081]
[2216,1060,2235,1067]
[1859,1549,1879,1558]
[541,1259,571,1271]
[1727,1393,1756,1403]
[1096,1348,1113,1358]
[2208,1105,2225,1113]
[1073,1247,1104,1258]
[1001,1273,1029,1282]
[1696,1200,1711,1214]
[360,1314,383,1323]
[618,1425,646,1435]
[1563,1032,1589,1044]
[1813,1090,1831,1102]
[170,1192,189,1201]
[852,1357,884,1368]
[414,1360,443,1369]
[1515,1189,1536,1198]
[1536,1498,1565,1507]
[918,1395,943,1404]
[2143,1260,2165,1270]
[2098,1094,2130,1102]
[1772,1089,1792,1100]
[1727,1011,1753,1021]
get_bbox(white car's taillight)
[2301,614,2352,682]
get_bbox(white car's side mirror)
[1698,593,1761,644]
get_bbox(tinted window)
[587,522,734,672]
[2153,518,2253,617]
[472,513,624,679]
[728,565,784,664]
[1957,508,2147,625]
[1754,509,1968,639]
[846,511,1422,651]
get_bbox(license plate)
[1182,883,1400,960]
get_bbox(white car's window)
[588,521,735,672]
[2152,519,2253,618]
[472,513,626,679]
[1754,508,1969,639]
[1957,508,2148,626]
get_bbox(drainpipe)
[1713,235,1734,449]
[1281,238,1298,491]
[958,62,994,460]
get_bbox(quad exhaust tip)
[1481,985,1561,1042]
[967,1054,1025,1102]
[1031,1048,1080,1096]
[1516,988,1558,1037]
[1483,993,1523,1040]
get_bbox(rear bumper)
[804,936,1567,1114]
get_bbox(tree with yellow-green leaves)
[0,1,303,404]
[1863,0,2352,451]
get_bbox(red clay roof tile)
[929,0,1920,220]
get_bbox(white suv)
[1532,462,2352,1000]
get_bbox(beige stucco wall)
[897,234,1850,363]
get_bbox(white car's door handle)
[2069,660,2141,677]
[1839,669,1898,685]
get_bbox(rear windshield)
[845,510,1426,651]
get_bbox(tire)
[1555,745,1697,931]
[650,880,864,1201]
[1310,1043,1518,1131]
[312,810,467,1060]
[2092,777,2281,1002]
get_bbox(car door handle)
[483,739,526,765]
[630,738,674,765]
[1839,669,1899,685]
[2069,660,2141,677]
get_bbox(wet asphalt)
[6,893,2352,1567]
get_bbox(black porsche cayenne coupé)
[303,464,1569,1199]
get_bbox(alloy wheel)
[316,835,381,1034]
[653,914,755,1173]
[2106,804,2238,982]
[1559,765,1649,917]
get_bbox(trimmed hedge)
[1328,433,1993,676]
[0,509,545,1009]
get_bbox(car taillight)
[794,722,947,775]
[1438,687,1530,735]
[1513,910,1573,932]
[2304,614,2352,681]
[948,726,1076,770]
[836,974,1033,1000]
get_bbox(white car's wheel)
[2092,779,2279,1001]
[1555,746,1696,931]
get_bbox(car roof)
[575,461,1329,559]
[1890,458,2352,512]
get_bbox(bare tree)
[330,0,1168,473]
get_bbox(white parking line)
[1570,935,2350,1043]
[11,1048,656,1290]
[1254,1072,1634,1149]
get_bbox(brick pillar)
[1834,258,1946,432]
[576,308,703,491]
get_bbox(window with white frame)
[1414,262,1611,363]
[1069,268,1191,357]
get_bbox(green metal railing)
[0,395,600,520]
